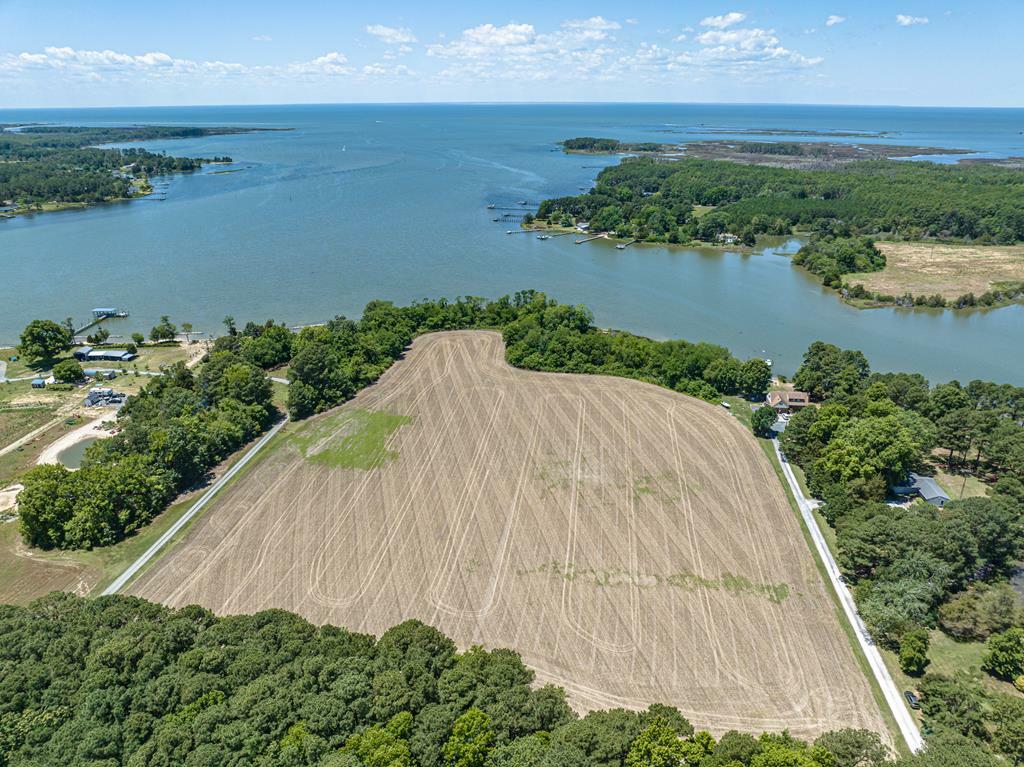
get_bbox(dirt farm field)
[129,331,886,739]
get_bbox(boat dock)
[575,234,606,244]
[74,307,130,335]
[615,239,637,250]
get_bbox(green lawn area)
[721,395,754,428]
[880,629,1021,726]
[290,408,411,469]
[933,469,989,500]
[130,343,189,371]
[0,347,49,379]
[271,380,290,411]
[1,343,189,379]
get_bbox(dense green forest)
[538,155,1024,246]
[778,342,1024,761]
[0,125,245,208]
[282,291,770,419]
[0,592,1005,767]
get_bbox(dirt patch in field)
[129,331,887,740]
[849,242,1024,299]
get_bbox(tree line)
[283,292,771,419]
[777,341,1024,761]
[0,592,1003,767]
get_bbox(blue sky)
[1,0,1019,108]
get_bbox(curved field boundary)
[128,331,888,741]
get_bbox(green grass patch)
[518,561,790,603]
[934,469,989,500]
[291,408,411,470]
[880,630,1021,706]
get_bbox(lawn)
[880,629,1021,726]
[933,468,989,500]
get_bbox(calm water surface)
[56,437,99,470]
[1,103,1023,383]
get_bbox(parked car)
[904,690,921,710]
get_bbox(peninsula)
[539,137,1024,309]
[0,125,287,217]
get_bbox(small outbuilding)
[892,473,951,508]
[31,378,45,389]
[73,346,94,361]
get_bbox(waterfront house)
[766,391,811,413]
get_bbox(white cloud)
[625,18,639,25]
[673,33,688,42]
[0,45,356,82]
[251,35,272,42]
[426,20,618,81]
[296,51,351,75]
[362,62,413,77]
[896,14,929,26]
[700,12,747,29]
[562,16,621,32]
[366,24,417,44]
[825,15,845,27]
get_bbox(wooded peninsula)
[0,125,284,216]
[539,139,1024,309]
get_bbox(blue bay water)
[1,103,1023,383]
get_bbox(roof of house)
[894,472,951,502]
[766,390,810,407]
[911,473,950,501]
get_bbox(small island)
[0,125,288,217]
[539,137,1024,310]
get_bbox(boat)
[615,244,626,250]
[516,200,527,205]
[486,204,495,209]
[506,230,513,235]
[492,217,500,222]
[536,235,550,240]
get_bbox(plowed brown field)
[130,331,885,739]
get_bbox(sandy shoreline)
[36,413,117,467]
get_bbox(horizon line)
[2,99,1023,112]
